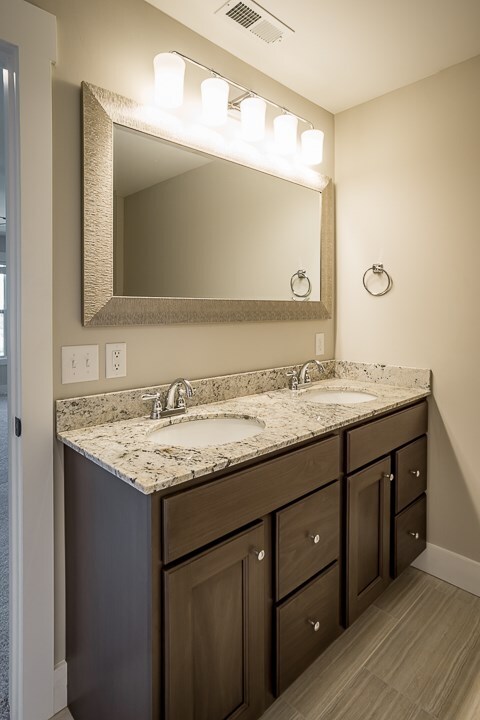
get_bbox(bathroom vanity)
[59,364,429,720]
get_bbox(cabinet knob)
[409,469,421,477]
[309,533,321,544]
[308,619,321,632]
[408,531,420,540]
[253,549,265,561]
[383,473,394,482]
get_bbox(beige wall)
[26,0,334,664]
[123,160,321,300]
[335,56,480,564]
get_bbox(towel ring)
[362,264,393,296]
[291,269,312,299]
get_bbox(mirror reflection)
[113,125,321,302]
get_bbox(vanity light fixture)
[153,52,186,109]
[301,128,324,165]
[153,51,325,165]
[240,95,267,141]
[201,76,229,126]
[273,112,298,155]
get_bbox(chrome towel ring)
[362,264,393,296]
[291,269,312,299]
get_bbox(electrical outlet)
[106,342,127,378]
[62,345,99,384]
[315,333,325,356]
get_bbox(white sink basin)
[301,389,377,404]
[148,416,265,448]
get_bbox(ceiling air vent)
[216,1,294,44]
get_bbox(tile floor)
[52,568,480,720]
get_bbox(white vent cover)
[216,1,294,44]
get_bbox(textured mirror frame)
[82,82,334,326]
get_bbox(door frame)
[1,2,57,719]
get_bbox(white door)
[1,2,56,719]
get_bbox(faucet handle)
[142,392,161,402]
[176,387,187,410]
[141,392,163,419]
[286,370,299,390]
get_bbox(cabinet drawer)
[394,436,427,513]
[393,494,426,578]
[276,563,341,695]
[346,401,428,473]
[276,481,340,600]
[163,435,340,563]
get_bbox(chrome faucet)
[298,360,325,385]
[142,378,194,419]
[165,378,194,413]
[286,360,324,390]
[299,359,324,385]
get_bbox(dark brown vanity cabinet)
[64,399,428,720]
[345,401,428,625]
[65,433,342,720]
[346,458,392,624]
[392,435,427,576]
[164,523,266,720]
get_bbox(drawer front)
[163,435,340,563]
[394,435,427,513]
[276,563,341,695]
[346,401,428,474]
[393,494,426,578]
[276,481,340,600]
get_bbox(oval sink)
[148,416,265,448]
[302,389,377,404]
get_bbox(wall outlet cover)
[106,342,127,378]
[315,333,325,356]
[62,345,99,384]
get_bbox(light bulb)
[201,77,229,126]
[153,53,186,109]
[301,129,324,165]
[273,113,298,155]
[240,96,266,142]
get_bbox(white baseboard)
[53,660,68,715]
[412,542,480,598]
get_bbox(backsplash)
[56,360,430,434]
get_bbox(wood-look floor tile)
[260,696,305,720]
[317,668,433,720]
[283,606,398,719]
[366,584,480,715]
[373,568,439,619]
[435,620,480,720]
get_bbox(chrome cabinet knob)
[253,549,265,561]
[409,469,421,477]
[309,533,320,544]
[383,473,394,481]
[409,531,420,540]
[308,619,320,632]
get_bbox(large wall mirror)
[82,82,334,325]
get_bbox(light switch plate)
[315,333,325,356]
[62,345,99,384]
[106,342,127,378]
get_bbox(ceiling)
[145,0,480,113]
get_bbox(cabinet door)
[164,524,266,720]
[347,458,392,624]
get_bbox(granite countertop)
[58,375,430,495]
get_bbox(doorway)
[0,54,10,720]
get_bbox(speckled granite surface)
[57,366,431,495]
[56,362,336,433]
[56,360,429,434]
